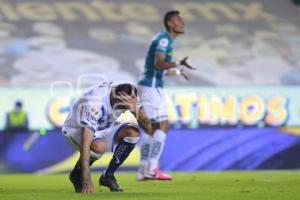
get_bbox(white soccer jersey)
[63,82,123,132]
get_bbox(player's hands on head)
[180,57,197,70]
[81,177,94,194]
[118,91,138,113]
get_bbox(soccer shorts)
[138,85,168,122]
[62,121,140,154]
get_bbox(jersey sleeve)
[155,37,170,54]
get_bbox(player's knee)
[124,128,140,144]
[116,126,140,143]
[125,127,140,137]
[91,140,107,154]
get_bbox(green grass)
[0,171,299,200]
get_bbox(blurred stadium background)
[0,0,300,176]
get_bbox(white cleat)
[136,165,147,181]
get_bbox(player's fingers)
[118,96,131,104]
[119,91,131,99]
[84,187,90,194]
[87,188,92,194]
[182,73,189,80]
[81,187,92,194]
[117,92,127,98]
[116,94,130,102]
[118,92,132,102]
[116,98,131,108]
[180,68,189,80]
[116,96,126,102]
[120,91,136,100]
[119,93,136,105]
[184,63,197,70]
[181,57,196,70]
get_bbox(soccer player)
[62,82,152,193]
[137,10,195,181]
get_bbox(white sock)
[138,134,152,174]
[148,129,166,172]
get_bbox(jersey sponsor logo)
[83,111,98,127]
[158,38,169,48]
[90,105,106,119]
[91,107,99,116]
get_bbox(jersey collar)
[165,30,174,42]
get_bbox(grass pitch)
[0,171,299,200]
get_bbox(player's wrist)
[174,59,181,67]
[82,173,91,182]
[130,106,139,116]
[82,167,91,177]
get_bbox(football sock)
[139,134,152,171]
[104,137,139,176]
[148,129,166,172]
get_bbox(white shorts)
[62,122,140,154]
[138,85,168,122]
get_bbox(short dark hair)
[115,83,137,97]
[15,101,22,108]
[164,10,180,31]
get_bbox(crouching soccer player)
[62,82,152,193]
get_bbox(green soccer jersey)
[138,31,173,88]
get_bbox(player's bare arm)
[118,92,153,135]
[155,54,196,71]
[134,108,153,135]
[155,53,177,70]
[80,127,94,194]
[156,52,190,80]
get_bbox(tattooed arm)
[80,127,94,194]
[118,91,153,135]
[132,107,153,135]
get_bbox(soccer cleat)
[136,172,146,181]
[69,169,82,193]
[136,165,148,181]
[153,168,172,180]
[99,174,123,192]
[138,168,173,181]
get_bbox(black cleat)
[69,169,82,193]
[99,174,123,192]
